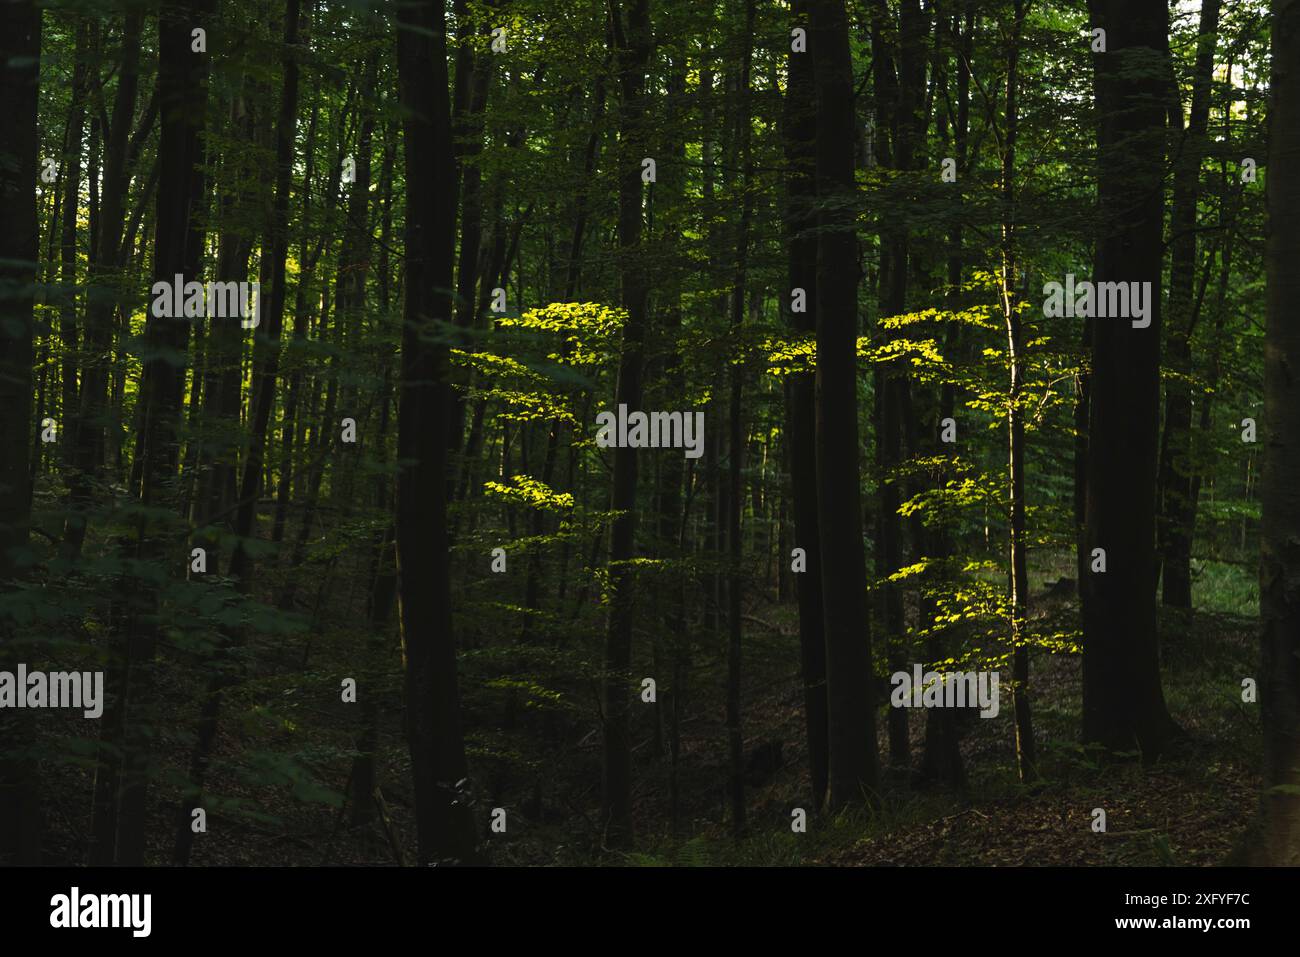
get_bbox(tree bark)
[600,0,652,848]
[0,0,42,865]
[783,0,829,813]
[1240,0,1300,866]
[1000,0,1035,782]
[811,0,880,809]
[58,23,91,477]
[93,0,214,865]
[1156,0,1220,609]
[448,0,493,484]
[921,0,973,789]
[869,0,921,771]
[724,0,756,838]
[394,0,480,864]
[1081,0,1177,758]
[172,0,301,866]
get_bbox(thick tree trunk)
[394,0,479,864]
[1081,0,1177,757]
[1239,0,1300,866]
[811,0,880,809]
[0,0,42,865]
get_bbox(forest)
[0,0,1298,870]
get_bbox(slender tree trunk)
[173,0,301,866]
[869,0,918,771]
[448,2,492,485]
[276,107,352,611]
[921,0,974,788]
[1192,168,1243,524]
[1073,312,1093,588]
[1000,0,1035,781]
[600,0,651,848]
[94,0,214,865]
[350,362,396,827]
[64,13,144,555]
[783,0,829,813]
[724,0,755,837]
[272,95,320,546]
[58,24,91,474]
[1161,16,1221,552]
[193,86,262,549]
[1155,0,1219,608]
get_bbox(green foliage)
[483,474,575,511]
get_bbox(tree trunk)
[64,12,145,558]
[58,23,91,477]
[1156,0,1220,609]
[811,0,880,809]
[272,95,320,546]
[0,0,42,865]
[869,0,920,771]
[1000,0,1035,782]
[724,0,756,838]
[448,1,492,484]
[783,0,829,813]
[172,0,301,866]
[1081,0,1177,758]
[1239,0,1300,866]
[394,0,480,864]
[600,0,652,848]
[350,362,396,827]
[93,0,214,865]
[921,0,973,789]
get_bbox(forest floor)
[610,598,1259,868]
[29,546,1261,867]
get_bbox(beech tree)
[0,0,42,865]
[394,0,478,864]
[91,0,215,865]
[811,0,879,809]
[783,0,829,812]
[1244,0,1300,866]
[1156,0,1221,609]
[599,0,652,847]
[1080,0,1178,758]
